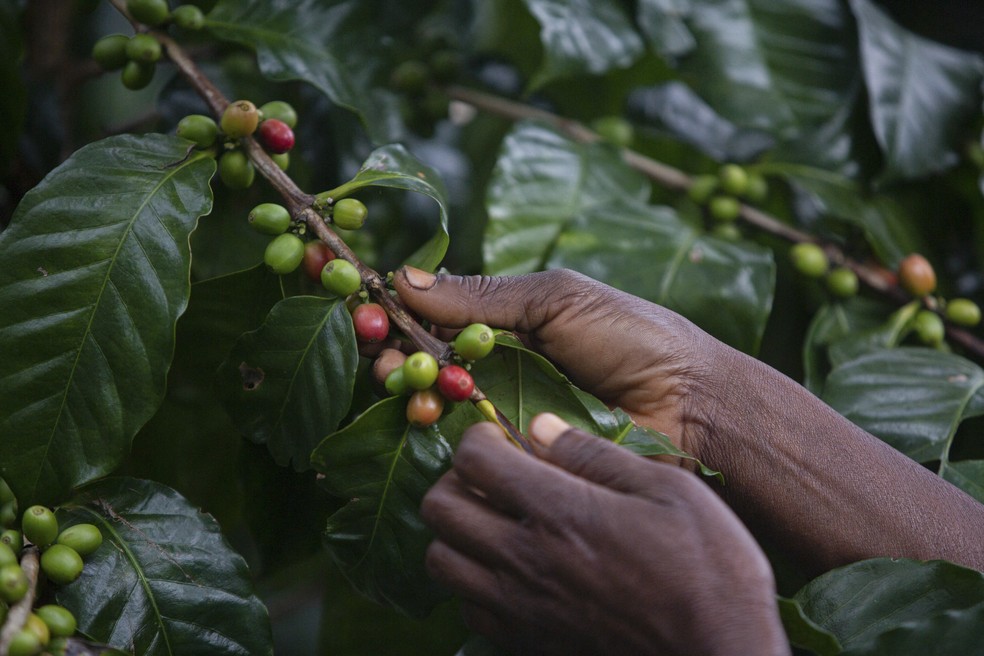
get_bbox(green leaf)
[320,144,451,271]
[940,459,984,505]
[217,296,359,471]
[795,558,984,654]
[821,348,984,462]
[801,298,893,394]
[637,0,695,58]
[56,477,273,655]
[206,0,399,144]
[0,0,25,170]
[0,135,214,506]
[521,0,644,90]
[849,0,984,182]
[777,597,842,656]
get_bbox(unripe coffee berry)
[745,173,769,202]
[591,116,634,148]
[120,60,155,90]
[352,303,389,343]
[898,253,936,297]
[708,195,741,222]
[41,545,84,586]
[271,152,290,171]
[248,203,291,235]
[373,349,407,388]
[25,613,50,647]
[258,119,295,154]
[22,505,58,548]
[390,60,429,94]
[0,564,28,603]
[176,114,218,149]
[1,530,22,553]
[712,223,742,241]
[790,242,828,279]
[264,234,305,275]
[7,629,41,656]
[945,298,981,327]
[385,368,408,396]
[913,310,945,346]
[125,34,162,64]
[127,0,169,25]
[172,4,205,30]
[406,389,444,427]
[719,164,749,196]
[826,267,859,298]
[320,259,362,297]
[259,101,298,129]
[92,34,130,70]
[0,478,13,505]
[57,523,103,557]
[403,352,440,390]
[437,365,474,402]
[220,100,260,139]
[454,323,495,361]
[303,241,335,282]
[332,198,368,230]
[36,605,77,638]
[687,174,718,205]
[0,542,16,568]
[0,502,16,529]
[218,151,255,189]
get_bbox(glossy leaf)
[822,348,984,462]
[777,597,842,656]
[637,0,695,58]
[521,0,644,90]
[801,298,893,394]
[849,0,984,182]
[940,459,984,505]
[320,144,451,271]
[0,135,214,506]
[796,558,984,654]
[217,296,358,471]
[56,477,272,655]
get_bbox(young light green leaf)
[56,478,273,655]
[217,296,359,471]
[0,135,214,506]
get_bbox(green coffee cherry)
[258,101,298,129]
[126,0,170,25]
[745,173,768,202]
[264,234,305,275]
[22,505,58,548]
[591,116,634,148]
[56,523,103,557]
[7,629,41,656]
[688,174,718,205]
[41,544,84,586]
[0,501,16,529]
[1,530,23,553]
[0,542,16,568]
[708,195,741,222]
[172,4,205,29]
[320,259,362,297]
[0,564,28,603]
[429,49,462,83]
[390,60,429,94]
[0,478,13,505]
[453,323,495,361]
[218,151,255,189]
[120,60,155,90]
[945,298,981,327]
[220,100,260,139]
[385,367,408,396]
[719,164,749,197]
[333,198,368,230]
[36,605,77,638]
[790,242,829,279]
[271,152,290,171]
[826,267,859,299]
[91,34,130,70]
[248,203,291,235]
[914,310,945,347]
[125,34,162,64]
[711,224,742,241]
[25,613,50,648]
[403,352,440,390]
[176,115,218,149]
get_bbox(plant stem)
[0,548,40,653]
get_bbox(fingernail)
[403,266,437,290]
[528,413,570,448]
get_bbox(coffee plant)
[2,0,984,654]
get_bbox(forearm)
[697,349,984,573]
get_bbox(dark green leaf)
[801,298,893,394]
[825,301,920,369]
[796,558,984,654]
[320,144,451,271]
[849,0,984,182]
[940,459,984,505]
[637,0,695,58]
[0,135,214,506]
[777,597,842,656]
[520,0,644,90]
[56,477,272,655]
[0,0,25,169]
[821,348,984,462]
[217,296,359,471]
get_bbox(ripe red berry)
[406,389,444,428]
[437,365,474,402]
[258,119,295,154]
[352,303,389,343]
[303,241,335,283]
[898,253,937,297]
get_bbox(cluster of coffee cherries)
[176,99,298,189]
[371,323,496,428]
[90,0,204,90]
[688,164,769,241]
[0,478,103,656]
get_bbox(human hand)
[421,415,790,656]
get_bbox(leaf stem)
[0,548,40,654]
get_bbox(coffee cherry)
[0,478,13,505]
[826,267,859,298]
[248,203,291,235]
[945,298,981,327]
[176,114,218,149]
[218,151,255,189]
[0,542,16,568]
[259,101,299,129]
[41,544,84,586]
[429,49,462,83]
[591,116,634,148]
[390,60,429,94]
[271,152,290,171]
[57,523,103,557]
[790,242,829,279]
[258,119,295,154]
[332,198,368,230]
[385,367,408,396]
[91,34,130,70]
[125,34,162,64]
[0,502,16,529]
[220,100,260,139]
[914,310,945,347]
[320,259,362,297]
[36,605,77,638]
[263,234,305,275]
[708,195,741,222]
[688,174,718,205]
[127,0,169,25]
[373,348,407,387]
[172,4,205,29]
[7,629,41,656]
[403,352,439,390]
[711,223,742,241]
[745,173,768,202]
[0,564,28,603]
[898,253,936,297]
[437,365,474,402]
[1,530,22,553]
[25,613,50,647]
[352,303,389,343]
[120,60,155,90]
[407,389,444,427]
[453,323,495,361]
[303,241,335,282]
[719,164,749,196]
[22,505,58,548]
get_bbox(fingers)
[424,539,500,609]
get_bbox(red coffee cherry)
[437,365,474,402]
[302,241,335,283]
[352,303,389,343]
[406,389,444,427]
[258,119,295,154]
[898,253,936,297]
